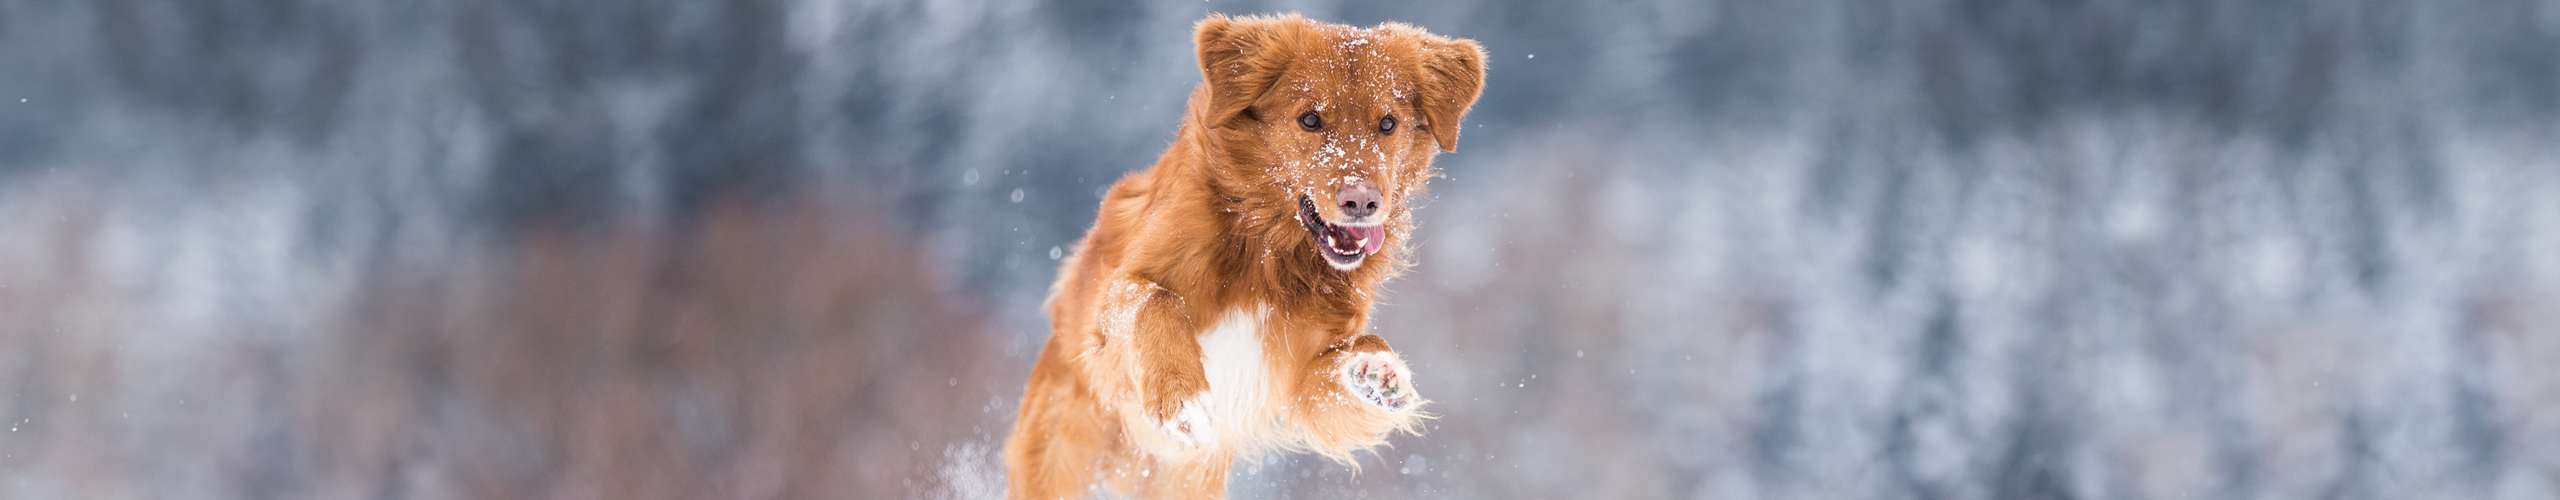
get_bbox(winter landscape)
[2,1,2557,498]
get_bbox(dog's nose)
[1336,180,1382,220]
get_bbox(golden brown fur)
[1003,13,1487,500]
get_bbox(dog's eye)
[1379,115,1396,134]
[1297,111,1323,131]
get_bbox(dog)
[1003,13,1486,500]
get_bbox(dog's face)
[1193,14,1486,272]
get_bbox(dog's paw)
[1157,395,1215,448]
[1338,351,1419,412]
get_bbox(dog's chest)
[1196,305,1279,436]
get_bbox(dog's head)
[1191,13,1486,273]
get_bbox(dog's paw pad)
[1159,396,1214,448]
[1338,351,1418,412]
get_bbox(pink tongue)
[1327,226,1361,253]
[1347,226,1386,254]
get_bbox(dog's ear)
[1196,14,1293,128]
[1413,36,1486,152]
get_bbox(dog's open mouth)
[1296,195,1386,270]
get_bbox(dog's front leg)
[1327,334,1420,412]
[1104,277,1216,452]
[1289,333,1426,458]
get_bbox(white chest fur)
[1195,304,1283,451]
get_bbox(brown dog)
[1003,13,1486,500]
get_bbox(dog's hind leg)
[1130,456,1232,500]
[1006,343,1116,500]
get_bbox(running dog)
[1003,12,1487,500]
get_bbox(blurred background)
[2,0,2557,498]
